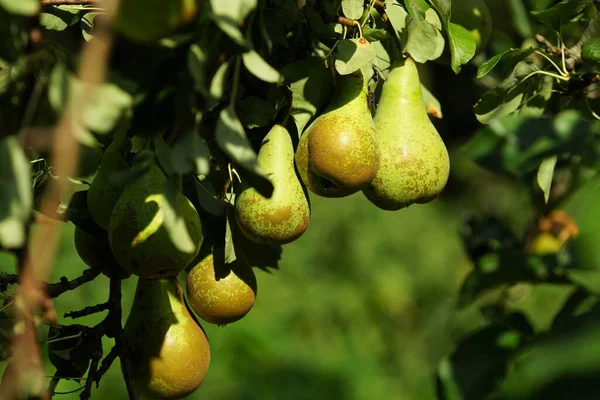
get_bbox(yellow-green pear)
[108,160,202,279]
[114,0,201,43]
[235,124,310,245]
[295,69,380,198]
[186,253,257,325]
[124,277,211,399]
[363,58,450,210]
[87,142,128,230]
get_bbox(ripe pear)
[363,58,450,210]
[235,124,310,245]
[295,69,380,197]
[124,277,211,399]
[186,254,257,326]
[108,160,202,279]
[74,226,131,279]
[114,0,201,43]
[87,142,128,230]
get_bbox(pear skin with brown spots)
[235,124,310,245]
[363,58,450,210]
[186,253,257,325]
[295,69,380,197]
[124,277,211,399]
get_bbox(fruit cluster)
[76,54,450,398]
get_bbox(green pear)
[74,226,131,279]
[87,142,128,230]
[114,0,201,43]
[124,277,211,399]
[295,69,380,198]
[235,124,310,245]
[363,58,450,210]
[186,253,257,325]
[108,160,202,279]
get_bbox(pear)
[108,160,202,279]
[186,253,257,325]
[114,0,201,43]
[87,142,128,230]
[235,124,310,245]
[74,226,131,279]
[124,277,211,399]
[363,58,450,210]
[295,69,380,197]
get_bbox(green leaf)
[209,0,255,47]
[404,19,445,63]
[477,47,535,79]
[208,61,230,110]
[405,0,430,20]
[188,44,208,94]
[216,105,273,198]
[81,11,101,41]
[162,179,197,254]
[363,27,390,41]
[0,0,39,16]
[474,61,539,124]
[342,0,363,20]
[242,50,282,83]
[537,156,558,204]
[224,209,237,263]
[335,38,377,75]
[239,96,275,128]
[39,6,80,31]
[582,37,600,62]
[437,319,532,400]
[447,23,476,74]
[170,129,211,177]
[428,0,475,73]
[531,0,594,31]
[421,83,442,118]
[385,3,409,37]
[372,40,392,73]
[424,7,441,30]
[193,178,228,217]
[282,56,334,133]
[0,136,32,249]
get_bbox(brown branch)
[10,0,121,398]
[46,269,102,298]
[94,347,117,388]
[41,0,100,5]
[80,353,101,400]
[337,16,356,27]
[64,301,110,319]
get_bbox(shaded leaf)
[188,44,208,94]
[531,0,594,31]
[170,129,211,177]
[162,179,197,254]
[342,0,363,20]
[335,38,377,75]
[39,6,79,31]
[242,50,282,83]
[404,18,445,63]
[537,156,557,204]
[239,96,275,128]
[0,136,32,249]
[281,56,334,133]
[477,48,535,79]
[215,105,273,197]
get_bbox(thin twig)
[65,302,110,319]
[94,347,117,388]
[47,376,61,397]
[41,0,100,5]
[80,355,101,400]
[46,269,102,299]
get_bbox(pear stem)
[353,20,364,38]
